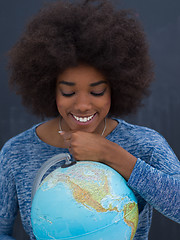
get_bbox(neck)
[58,117,106,136]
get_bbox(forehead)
[57,64,108,85]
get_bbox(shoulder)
[0,124,40,160]
[111,118,168,148]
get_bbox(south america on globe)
[31,159,139,240]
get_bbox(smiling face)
[56,64,111,134]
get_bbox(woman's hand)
[60,131,107,162]
[60,130,137,181]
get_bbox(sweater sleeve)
[127,139,180,223]
[0,147,18,240]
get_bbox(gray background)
[0,0,180,239]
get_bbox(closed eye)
[90,88,106,96]
[60,91,75,97]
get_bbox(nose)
[74,93,92,112]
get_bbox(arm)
[0,149,18,240]
[102,137,180,223]
[127,149,180,223]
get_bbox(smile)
[72,114,95,123]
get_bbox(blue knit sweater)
[0,119,179,240]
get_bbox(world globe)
[31,154,138,240]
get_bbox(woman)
[0,0,179,239]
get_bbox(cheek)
[56,95,75,116]
[100,95,111,113]
[104,98,111,112]
[56,96,66,114]
[105,91,111,107]
[55,95,61,110]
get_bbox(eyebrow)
[90,80,107,87]
[58,81,75,86]
[58,80,107,87]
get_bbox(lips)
[71,113,96,123]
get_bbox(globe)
[31,156,138,240]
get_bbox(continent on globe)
[123,202,139,239]
[31,158,139,240]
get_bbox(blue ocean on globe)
[31,158,138,240]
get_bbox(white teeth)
[73,114,94,122]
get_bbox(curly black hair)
[8,0,154,118]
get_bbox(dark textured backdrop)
[0,0,179,239]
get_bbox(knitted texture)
[0,119,179,239]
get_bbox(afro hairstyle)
[8,0,154,118]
